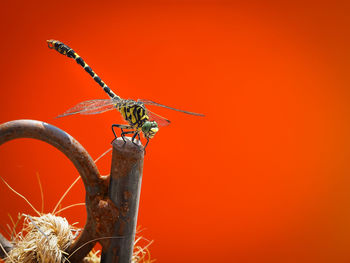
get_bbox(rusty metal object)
[101,138,144,263]
[0,120,145,263]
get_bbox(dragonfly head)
[142,121,159,138]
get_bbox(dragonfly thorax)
[117,101,147,127]
[116,101,158,137]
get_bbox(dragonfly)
[47,40,204,149]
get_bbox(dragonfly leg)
[131,132,141,146]
[111,124,133,144]
[111,124,119,144]
[121,130,136,143]
[120,128,126,143]
[144,138,149,150]
[140,138,150,155]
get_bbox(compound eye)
[142,122,151,133]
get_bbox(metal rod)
[101,137,144,263]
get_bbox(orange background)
[1,1,350,262]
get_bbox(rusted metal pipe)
[101,137,144,263]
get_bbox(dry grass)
[5,213,74,263]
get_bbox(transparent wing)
[146,109,171,127]
[57,99,116,118]
[138,99,205,116]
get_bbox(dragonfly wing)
[57,99,116,118]
[146,109,171,127]
[138,99,205,116]
[81,103,116,115]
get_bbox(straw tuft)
[5,214,75,263]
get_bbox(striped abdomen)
[47,40,120,101]
[117,101,149,130]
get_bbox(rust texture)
[101,137,144,263]
[0,120,145,263]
